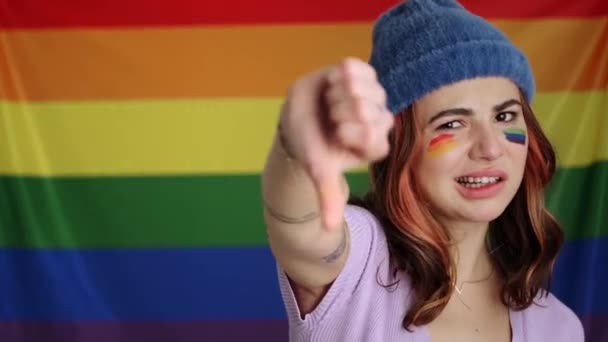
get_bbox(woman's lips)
[454,169,508,199]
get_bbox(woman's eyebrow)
[494,99,522,112]
[428,107,472,124]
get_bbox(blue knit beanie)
[369,0,535,114]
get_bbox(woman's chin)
[428,195,512,224]
[459,205,507,223]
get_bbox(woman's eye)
[496,112,516,122]
[437,120,463,130]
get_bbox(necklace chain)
[453,267,495,310]
[452,243,504,310]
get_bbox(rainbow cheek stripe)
[427,133,457,157]
[504,128,526,145]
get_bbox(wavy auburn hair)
[350,89,564,329]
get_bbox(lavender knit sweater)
[277,205,584,341]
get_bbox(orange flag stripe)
[1,18,606,101]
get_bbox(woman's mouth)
[454,170,508,199]
[455,176,502,188]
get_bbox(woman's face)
[413,77,528,224]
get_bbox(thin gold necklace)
[453,267,495,310]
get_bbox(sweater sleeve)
[571,313,585,342]
[276,204,387,331]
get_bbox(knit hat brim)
[381,40,535,114]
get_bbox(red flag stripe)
[1,0,607,29]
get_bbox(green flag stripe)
[0,162,604,247]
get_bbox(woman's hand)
[279,58,394,230]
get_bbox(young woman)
[261,0,584,340]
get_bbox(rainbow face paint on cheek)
[427,133,457,157]
[504,128,526,145]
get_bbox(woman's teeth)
[456,176,501,188]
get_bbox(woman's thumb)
[312,162,346,231]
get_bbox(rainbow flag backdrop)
[0,0,607,340]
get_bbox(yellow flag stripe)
[0,90,606,176]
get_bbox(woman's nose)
[468,125,505,161]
